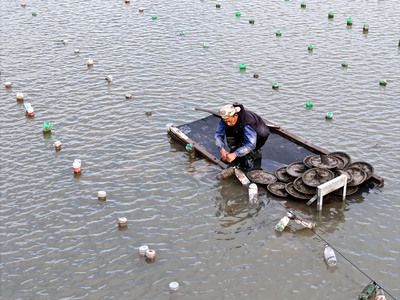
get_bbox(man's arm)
[233,125,257,157]
[215,120,226,149]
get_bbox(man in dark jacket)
[215,103,269,171]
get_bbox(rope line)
[273,201,398,300]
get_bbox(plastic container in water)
[347,17,353,26]
[325,112,333,119]
[97,191,106,201]
[138,7,144,12]
[105,75,113,83]
[72,159,81,174]
[145,249,156,260]
[24,103,35,117]
[379,79,387,86]
[235,11,241,17]
[358,282,377,300]
[74,48,80,54]
[272,82,280,89]
[374,287,386,300]
[275,215,290,232]
[54,140,62,151]
[248,183,258,205]
[239,63,247,70]
[323,244,337,267]
[86,58,94,66]
[307,43,314,51]
[16,92,24,101]
[139,245,149,256]
[328,12,334,19]
[117,217,128,227]
[305,101,313,109]
[43,121,52,133]
[169,281,179,291]
[275,31,282,37]
[4,82,12,89]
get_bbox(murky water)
[1,0,399,299]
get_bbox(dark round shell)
[303,155,315,169]
[286,162,308,178]
[247,170,277,185]
[309,154,340,169]
[267,182,289,198]
[285,182,312,200]
[347,162,373,180]
[275,166,296,183]
[293,177,317,195]
[346,167,367,187]
[334,169,353,184]
[302,168,335,187]
[329,151,351,169]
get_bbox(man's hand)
[225,152,237,163]
[220,148,229,161]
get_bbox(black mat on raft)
[177,115,317,173]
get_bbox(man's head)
[219,104,240,126]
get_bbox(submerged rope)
[274,201,398,300]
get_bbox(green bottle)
[357,282,376,300]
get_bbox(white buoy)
[74,48,80,54]
[97,191,106,201]
[73,159,81,174]
[105,75,113,83]
[145,249,156,260]
[169,281,179,291]
[86,58,94,66]
[117,217,128,227]
[61,39,68,45]
[125,93,133,99]
[138,7,145,12]
[139,245,149,256]
[248,183,258,205]
[16,92,24,101]
[54,140,62,151]
[4,82,12,89]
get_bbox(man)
[215,103,270,171]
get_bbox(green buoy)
[185,143,193,152]
[307,43,314,51]
[249,19,255,24]
[203,42,209,48]
[32,12,37,16]
[272,82,280,89]
[300,1,306,8]
[379,79,387,86]
[363,23,369,33]
[151,15,158,20]
[43,121,52,133]
[239,63,247,71]
[325,112,333,119]
[235,11,241,17]
[346,17,353,26]
[341,62,348,68]
[178,31,185,36]
[328,12,334,19]
[276,31,282,37]
[305,101,313,109]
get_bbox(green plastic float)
[305,101,313,109]
[325,112,333,119]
